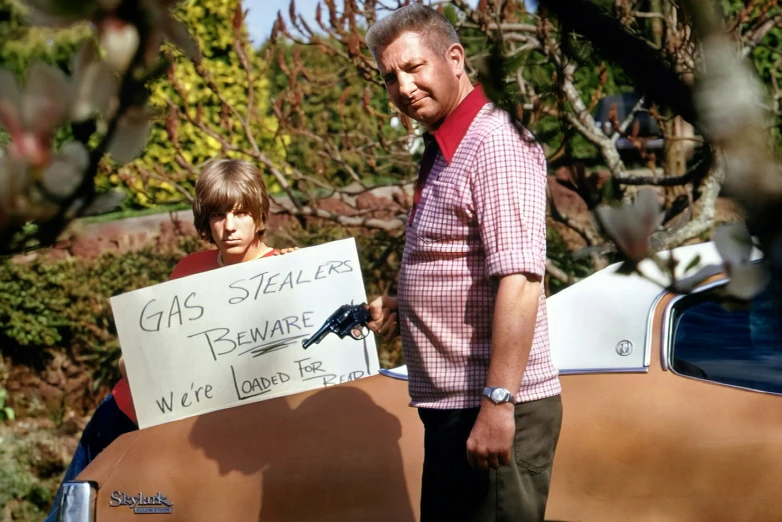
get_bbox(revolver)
[302,303,372,349]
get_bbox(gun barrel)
[302,321,333,349]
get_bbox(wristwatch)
[483,386,514,404]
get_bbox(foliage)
[264,36,412,190]
[0,0,89,77]
[105,0,285,208]
[0,424,62,522]
[0,0,202,253]
[0,236,202,389]
[0,385,14,420]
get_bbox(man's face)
[376,32,464,131]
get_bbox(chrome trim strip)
[644,288,670,368]
[379,368,408,381]
[668,370,782,397]
[559,367,649,375]
[660,279,727,372]
[58,481,97,522]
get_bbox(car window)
[670,285,782,394]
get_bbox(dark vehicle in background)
[593,92,699,162]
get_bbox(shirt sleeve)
[169,258,189,280]
[471,123,547,279]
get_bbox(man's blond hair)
[192,159,270,244]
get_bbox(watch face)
[491,388,506,402]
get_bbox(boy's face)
[209,207,263,264]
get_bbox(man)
[365,5,562,521]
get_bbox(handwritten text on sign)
[110,238,379,429]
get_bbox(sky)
[244,0,337,45]
[243,0,487,46]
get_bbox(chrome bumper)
[57,481,97,522]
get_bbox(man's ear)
[447,43,466,78]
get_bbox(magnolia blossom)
[22,0,200,73]
[694,38,764,144]
[100,17,142,73]
[70,40,118,121]
[673,223,769,299]
[0,142,90,223]
[21,0,116,26]
[0,63,69,167]
[140,0,201,66]
[41,142,91,199]
[595,188,664,262]
[713,223,769,299]
[108,106,154,163]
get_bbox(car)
[593,92,665,152]
[57,241,782,521]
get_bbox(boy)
[47,158,292,521]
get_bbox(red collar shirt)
[398,86,561,408]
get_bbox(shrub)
[0,236,203,392]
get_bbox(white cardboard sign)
[110,238,379,429]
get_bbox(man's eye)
[211,212,225,218]
[383,74,397,85]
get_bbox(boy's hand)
[119,356,127,378]
[367,296,399,341]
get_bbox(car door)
[547,279,782,522]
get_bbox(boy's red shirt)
[112,248,279,424]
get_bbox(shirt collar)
[430,84,490,164]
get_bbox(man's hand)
[367,295,399,341]
[273,247,299,255]
[466,402,515,470]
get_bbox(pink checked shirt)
[398,86,561,409]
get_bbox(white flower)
[0,141,90,225]
[672,222,769,299]
[41,142,90,199]
[713,222,769,299]
[695,37,765,143]
[140,0,201,66]
[70,40,118,121]
[22,0,200,71]
[0,63,69,167]
[107,106,154,163]
[595,188,664,262]
[0,149,30,228]
[100,18,141,73]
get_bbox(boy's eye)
[210,212,225,218]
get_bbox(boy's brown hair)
[192,159,270,244]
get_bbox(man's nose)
[398,72,416,98]
[224,212,237,230]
